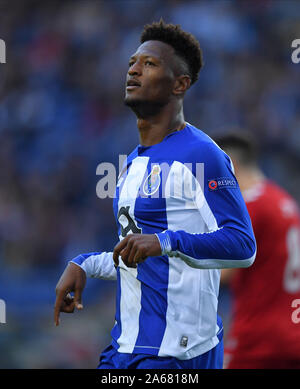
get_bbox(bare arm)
[54,262,86,326]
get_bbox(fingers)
[114,235,147,268]
[133,250,147,266]
[113,237,129,266]
[61,294,75,313]
[114,236,137,268]
[114,234,161,268]
[54,292,75,325]
[126,242,146,268]
[64,293,74,305]
[120,239,135,267]
[54,290,64,326]
[124,243,138,268]
[54,291,82,326]
[74,285,84,310]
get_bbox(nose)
[128,60,142,76]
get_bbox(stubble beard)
[124,96,168,119]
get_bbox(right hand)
[54,262,87,326]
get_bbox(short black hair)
[140,20,203,85]
[213,132,259,167]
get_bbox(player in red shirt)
[215,132,300,369]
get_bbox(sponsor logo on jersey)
[208,177,237,191]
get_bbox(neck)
[237,167,265,193]
[135,101,185,146]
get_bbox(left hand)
[113,234,162,268]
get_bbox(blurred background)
[0,0,299,368]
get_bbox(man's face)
[124,40,177,108]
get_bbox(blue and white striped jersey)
[71,123,256,360]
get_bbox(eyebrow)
[129,54,161,62]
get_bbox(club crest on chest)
[142,164,161,196]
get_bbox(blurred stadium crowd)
[0,0,299,368]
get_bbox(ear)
[173,75,191,96]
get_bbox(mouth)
[126,79,141,90]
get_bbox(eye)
[128,61,135,67]
[145,60,155,66]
